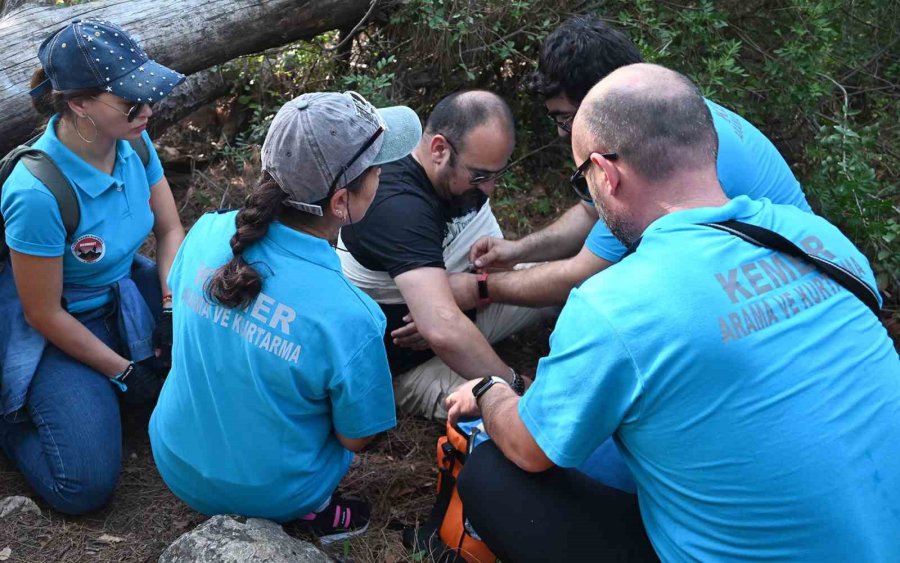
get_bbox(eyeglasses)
[441,135,511,185]
[91,96,149,123]
[548,112,575,134]
[328,126,385,194]
[570,152,618,202]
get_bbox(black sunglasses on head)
[570,152,618,202]
[328,126,385,193]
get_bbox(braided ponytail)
[205,173,285,309]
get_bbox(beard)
[435,166,484,208]
[594,194,639,248]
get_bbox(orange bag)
[403,419,497,563]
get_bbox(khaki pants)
[393,301,556,421]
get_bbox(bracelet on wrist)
[477,272,491,307]
[110,362,134,392]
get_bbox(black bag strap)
[0,142,80,261]
[21,151,82,237]
[128,137,151,167]
[703,220,881,317]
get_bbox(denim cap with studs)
[29,18,186,104]
[262,91,423,216]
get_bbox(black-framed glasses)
[328,126,385,193]
[570,152,618,201]
[91,96,148,122]
[548,112,575,134]
[441,134,511,185]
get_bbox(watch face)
[472,376,494,399]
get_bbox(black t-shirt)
[342,155,485,373]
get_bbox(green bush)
[221,0,898,313]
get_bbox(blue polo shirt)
[520,196,900,561]
[150,211,397,522]
[1,114,164,312]
[585,99,812,262]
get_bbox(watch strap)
[472,375,508,401]
[508,368,525,396]
[477,272,491,307]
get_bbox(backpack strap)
[128,137,151,168]
[0,145,81,261]
[21,151,81,238]
[703,220,881,317]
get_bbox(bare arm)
[446,378,553,472]
[470,202,598,268]
[453,244,612,308]
[149,176,185,295]
[394,267,511,380]
[10,251,130,377]
[335,432,375,453]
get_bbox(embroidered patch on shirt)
[71,234,106,264]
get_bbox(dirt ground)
[0,101,565,563]
[0,327,551,563]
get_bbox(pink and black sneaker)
[299,496,371,544]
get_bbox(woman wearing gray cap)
[150,91,422,542]
[0,19,185,514]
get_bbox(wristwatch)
[472,376,509,402]
[508,368,525,396]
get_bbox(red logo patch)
[71,235,106,264]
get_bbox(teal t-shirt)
[150,211,397,522]
[521,196,900,561]
[586,99,812,262]
[1,115,164,312]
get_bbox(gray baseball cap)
[262,91,422,215]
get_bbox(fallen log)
[0,0,379,154]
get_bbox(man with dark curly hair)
[454,15,812,309]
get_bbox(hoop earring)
[73,114,98,144]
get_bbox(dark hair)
[579,66,718,182]
[29,67,101,118]
[524,15,644,103]
[424,90,514,153]
[205,170,368,309]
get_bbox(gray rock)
[0,496,40,518]
[158,515,330,563]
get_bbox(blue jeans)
[0,257,161,514]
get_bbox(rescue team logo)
[71,235,106,264]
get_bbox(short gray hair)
[578,66,718,182]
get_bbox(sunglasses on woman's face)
[570,152,618,202]
[91,96,150,122]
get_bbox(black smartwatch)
[472,376,508,402]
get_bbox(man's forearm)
[486,246,611,307]
[514,203,597,263]
[480,384,552,472]
[428,311,511,380]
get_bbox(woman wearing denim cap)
[150,91,422,543]
[0,19,185,514]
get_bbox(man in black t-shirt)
[340,91,551,420]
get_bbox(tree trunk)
[147,67,232,139]
[0,0,380,154]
